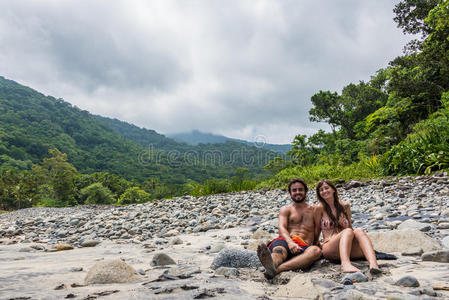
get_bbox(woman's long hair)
[316,180,349,231]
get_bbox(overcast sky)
[0,1,412,144]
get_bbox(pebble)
[151,253,176,266]
[341,272,368,284]
[394,275,420,287]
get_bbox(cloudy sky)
[0,1,412,144]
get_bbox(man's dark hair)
[288,178,308,194]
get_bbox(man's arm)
[278,206,301,254]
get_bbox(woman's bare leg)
[353,228,380,273]
[322,228,360,272]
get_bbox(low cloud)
[0,0,412,144]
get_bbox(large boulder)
[367,230,441,253]
[397,219,431,232]
[84,259,139,285]
[210,248,262,270]
[421,250,449,263]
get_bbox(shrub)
[118,187,151,205]
[80,183,115,205]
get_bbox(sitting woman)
[314,179,381,274]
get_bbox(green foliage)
[33,148,77,206]
[257,159,382,190]
[80,183,115,205]
[118,187,151,205]
[381,93,449,175]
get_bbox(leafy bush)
[80,183,115,204]
[118,187,151,205]
[381,92,449,175]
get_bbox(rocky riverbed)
[1,174,449,299]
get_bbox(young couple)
[257,178,381,279]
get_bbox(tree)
[393,0,440,52]
[33,148,77,206]
[309,91,342,135]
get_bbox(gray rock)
[397,219,431,232]
[368,230,441,253]
[209,242,226,253]
[84,259,139,284]
[210,248,262,270]
[80,239,100,247]
[164,266,200,278]
[215,267,238,277]
[151,253,176,266]
[394,275,420,287]
[442,236,449,249]
[387,294,420,300]
[169,237,183,245]
[437,222,449,229]
[341,272,368,283]
[421,249,449,262]
[18,247,34,252]
[401,247,423,256]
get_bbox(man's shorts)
[267,237,310,260]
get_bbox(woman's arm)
[343,202,353,228]
[313,205,323,246]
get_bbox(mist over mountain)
[167,130,291,154]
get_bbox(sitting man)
[257,178,322,279]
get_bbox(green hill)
[0,76,276,185]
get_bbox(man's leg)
[257,243,288,279]
[276,245,321,273]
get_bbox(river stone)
[251,228,273,240]
[209,242,226,253]
[210,248,262,269]
[341,272,368,283]
[397,219,431,232]
[437,222,449,229]
[215,267,238,277]
[421,249,449,262]
[334,290,367,300]
[442,236,449,249]
[80,239,100,247]
[169,237,183,245]
[54,244,74,251]
[151,253,176,266]
[367,230,441,253]
[394,275,419,287]
[84,259,139,284]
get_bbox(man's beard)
[291,196,305,203]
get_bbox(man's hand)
[287,241,301,254]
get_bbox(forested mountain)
[167,130,291,154]
[0,76,276,183]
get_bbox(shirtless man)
[257,178,322,279]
